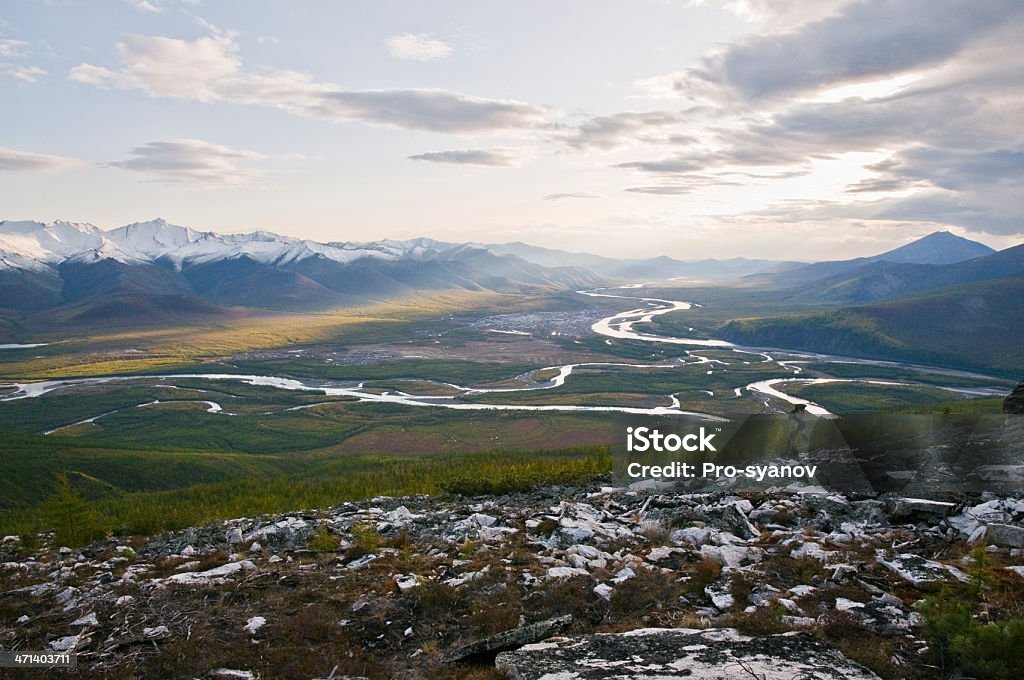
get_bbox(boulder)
[889,497,957,522]
[443,614,573,663]
[986,523,1024,548]
[875,552,969,587]
[495,628,881,679]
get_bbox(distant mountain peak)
[873,231,995,265]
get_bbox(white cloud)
[127,0,161,12]
[70,32,544,133]
[106,139,266,187]
[70,33,241,101]
[0,38,45,83]
[677,0,1024,103]
[688,0,852,29]
[1,64,45,82]
[604,1,1024,239]
[386,33,453,62]
[0,146,83,173]
[0,39,27,58]
[408,148,524,166]
[563,111,688,150]
[543,192,603,201]
[124,0,200,12]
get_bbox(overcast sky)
[1,0,1022,259]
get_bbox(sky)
[1,0,1022,260]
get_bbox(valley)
[0,220,1020,544]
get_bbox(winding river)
[0,285,1010,429]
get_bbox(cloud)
[126,0,161,12]
[835,147,1024,234]
[0,39,27,58]
[689,0,853,29]
[676,0,1024,102]
[604,1,1024,240]
[124,0,199,11]
[0,64,45,82]
[625,174,745,195]
[563,111,687,150]
[70,31,543,133]
[0,38,45,83]
[865,147,1024,192]
[543,192,603,201]
[386,33,452,62]
[0,145,83,173]
[408,148,524,166]
[106,139,266,186]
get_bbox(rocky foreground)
[2,480,1024,679]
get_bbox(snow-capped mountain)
[0,219,601,319]
[0,218,458,272]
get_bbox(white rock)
[471,513,498,527]
[49,635,81,651]
[55,586,79,605]
[706,584,734,610]
[243,616,266,634]
[443,565,490,587]
[384,506,422,526]
[646,546,686,563]
[671,526,717,547]
[789,541,835,561]
[876,552,970,587]
[209,670,255,680]
[545,566,590,579]
[566,545,609,561]
[395,574,420,592]
[720,545,762,568]
[71,612,98,627]
[143,625,170,639]
[165,560,256,585]
[835,598,865,612]
[345,554,378,570]
[115,595,135,607]
[594,583,614,601]
[612,567,636,584]
[778,598,801,614]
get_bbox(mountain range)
[0,219,602,322]
[717,233,1024,372]
[1,219,1021,372]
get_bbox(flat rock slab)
[495,628,881,679]
[875,552,969,587]
[444,614,573,663]
[986,523,1024,548]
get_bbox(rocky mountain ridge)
[2,479,1023,678]
[0,219,602,316]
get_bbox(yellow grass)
[0,291,509,380]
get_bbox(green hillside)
[719,275,1024,374]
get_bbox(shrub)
[310,523,340,551]
[348,521,379,557]
[920,592,1024,679]
[43,473,102,547]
